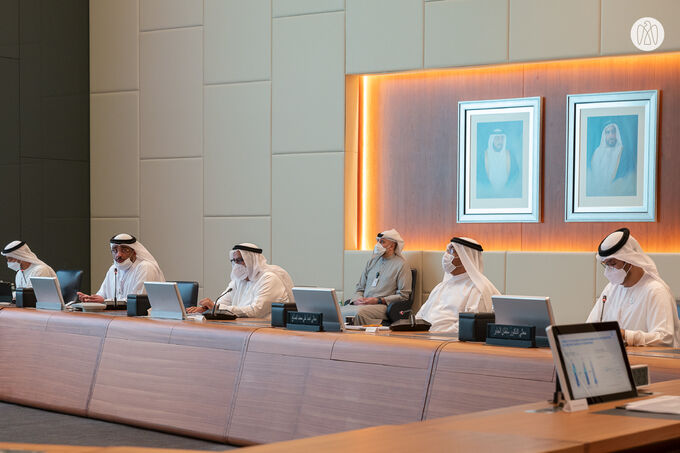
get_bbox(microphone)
[599,295,607,322]
[113,268,118,309]
[211,287,233,315]
[400,309,416,327]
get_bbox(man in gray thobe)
[341,229,412,325]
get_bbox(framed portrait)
[565,90,658,222]
[457,97,542,223]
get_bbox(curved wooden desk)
[0,308,678,446]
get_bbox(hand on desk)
[353,297,379,305]
[187,298,213,313]
[77,292,104,303]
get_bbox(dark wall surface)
[0,0,90,291]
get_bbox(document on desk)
[624,396,680,415]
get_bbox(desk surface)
[243,379,680,453]
[1,307,679,447]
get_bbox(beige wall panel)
[90,92,139,218]
[204,0,271,84]
[343,251,374,298]
[140,28,202,158]
[649,253,680,299]
[141,159,203,283]
[509,0,600,62]
[203,217,272,301]
[272,153,344,290]
[425,0,508,68]
[602,0,680,55]
[506,252,597,324]
[90,218,139,291]
[484,251,506,294]
[90,0,138,92]
[272,12,344,153]
[204,82,271,216]
[140,0,202,31]
[423,251,445,294]
[274,0,344,17]
[346,0,423,74]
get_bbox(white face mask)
[7,261,21,272]
[373,243,386,255]
[232,263,249,281]
[441,252,457,274]
[114,258,133,271]
[604,264,629,285]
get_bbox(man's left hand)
[354,297,379,305]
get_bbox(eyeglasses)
[230,258,245,265]
[600,259,621,269]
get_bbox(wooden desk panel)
[0,326,105,415]
[425,342,555,419]
[228,350,433,444]
[0,307,52,330]
[104,317,175,343]
[88,337,243,442]
[246,328,339,359]
[331,334,442,369]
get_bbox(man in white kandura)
[484,130,511,191]
[187,243,294,318]
[416,237,500,334]
[77,233,165,303]
[590,122,623,184]
[341,229,412,325]
[587,228,680,347]
[2,241,57,289]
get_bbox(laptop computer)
[144,282,187,320]
[30,277,65,311]
[547,322,637,405]
[492,295,555,347]
[291,287,345,332]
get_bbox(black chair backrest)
[174,281,199,308]
[56,270,84,303]
[408,268,417,308]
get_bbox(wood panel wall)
[350,52,680,252]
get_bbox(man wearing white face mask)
[416,237,500,334]
[187,243,294,318]
[586,228,680,347]
[341,229,412,325]
[2,241,57,289]
[77,233,165,303]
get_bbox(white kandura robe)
[416,272,492,334]
[216,271,289,318]
[587,273,680,347]
[96,259,165,301]
[15,263,57,289]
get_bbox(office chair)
[56,270,84,303]
[386,268,417,323]
[173,281,199,308]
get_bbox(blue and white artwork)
[475,120,523,199]
[585,115,638,197]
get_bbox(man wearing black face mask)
[586,228,680,347]
[77,233,165,303]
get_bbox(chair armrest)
[387,299,412,322]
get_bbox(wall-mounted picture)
[565,90,658,222]
[457,97,541,223]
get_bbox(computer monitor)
[547,322,637,404]
[492,295,554,347]
[144,282,187,320]
[30,277,65,311]
[291,287,345,332]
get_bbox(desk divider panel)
[227,330,444,445]
[88,318,257,442]
[424,342,555,419]
[0,308,111,415]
